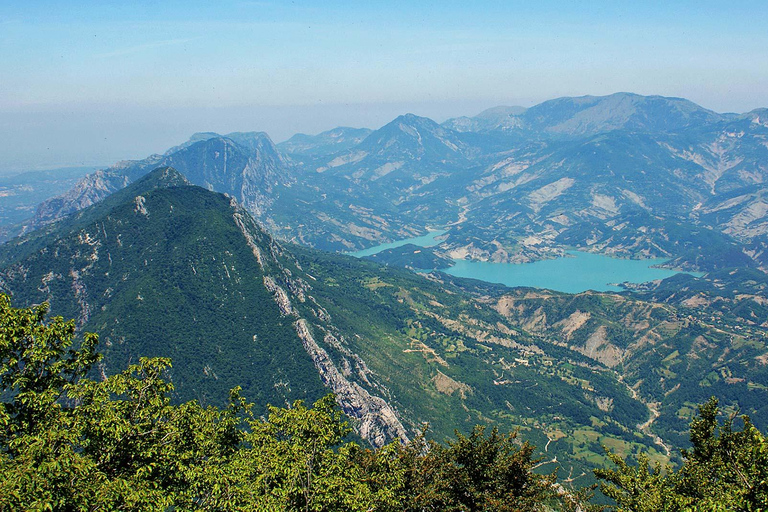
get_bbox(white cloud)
[97,38,194,58]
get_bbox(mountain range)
[0,92,767,486]
[13,93,766,268]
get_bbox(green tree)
[595,398,768,511]
[0,295,99,445]
[0,294,571,511]
[396,425,557,511]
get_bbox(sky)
[1,0,767,173]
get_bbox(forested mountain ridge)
[0,167,411,447]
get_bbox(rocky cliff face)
[31,132,293,229]
[33,170,132,225]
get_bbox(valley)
[0,92,767,493]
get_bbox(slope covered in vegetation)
[2,296,768,511]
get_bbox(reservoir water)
[442,251,691,294]
[348,230,446,258]
[350,233,700,294]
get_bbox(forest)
[1,294,766,511]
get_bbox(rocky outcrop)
[295,319,408,447]
[34,170,130,225]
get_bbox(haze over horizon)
[2,0,767,173]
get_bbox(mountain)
[11,93,768,280]
[443,105,527,133]
[264,114,480,252]
[3,166,712,484]
[0,166,96,232]
[516,93,727,137]
[467,281,768,448]
[32,132,293,227]
[443,94,727,138]
[0,167,410,447]
[313,114,471,178]
[278,127,373,157]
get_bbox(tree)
[0,294,571,511]
[396,425,557,512]
[595,398,768,511]
[0,295,99,445]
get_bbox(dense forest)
[1,295,767,511]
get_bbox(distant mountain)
[446,93,727,138]
[356,113,469,163]
[278,127,373,157]
[32,132,293,227]
[517,92,727,136]
[743,108,768,127]
[443,105,527,132]
[697,184,768,241]
[12,93,768,270]
[263,113,479,252]
[312,114,471,181]
[0,166,96,232]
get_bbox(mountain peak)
[278,127,373,157]
[356,113,466,162]
[135,166,191,187]
[522,92,724,136]
[443,106,527,133]
[391,113,438,127]
[222,131,277,154]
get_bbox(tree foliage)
[0,295,559,511]
[3,293,767,511]
[595,398,768,511]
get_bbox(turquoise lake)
[348,230,446,258]
[350,233,699,294]
[442,251,693,294]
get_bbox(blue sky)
[1,0,767,171]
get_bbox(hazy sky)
[2,0,767,172]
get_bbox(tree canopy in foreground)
[1,294,767,511]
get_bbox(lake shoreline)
[350,234,702,294]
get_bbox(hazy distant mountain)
[517,92,728,136]
[278,127,373,157]
[14,92,768,269]
[32,132,293,227]
[0,166,96,227]
[313,114,470,180]
[443,105,527,132]
[0,166,99,242]
[696,184,768,241]
[445,93,727,138]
